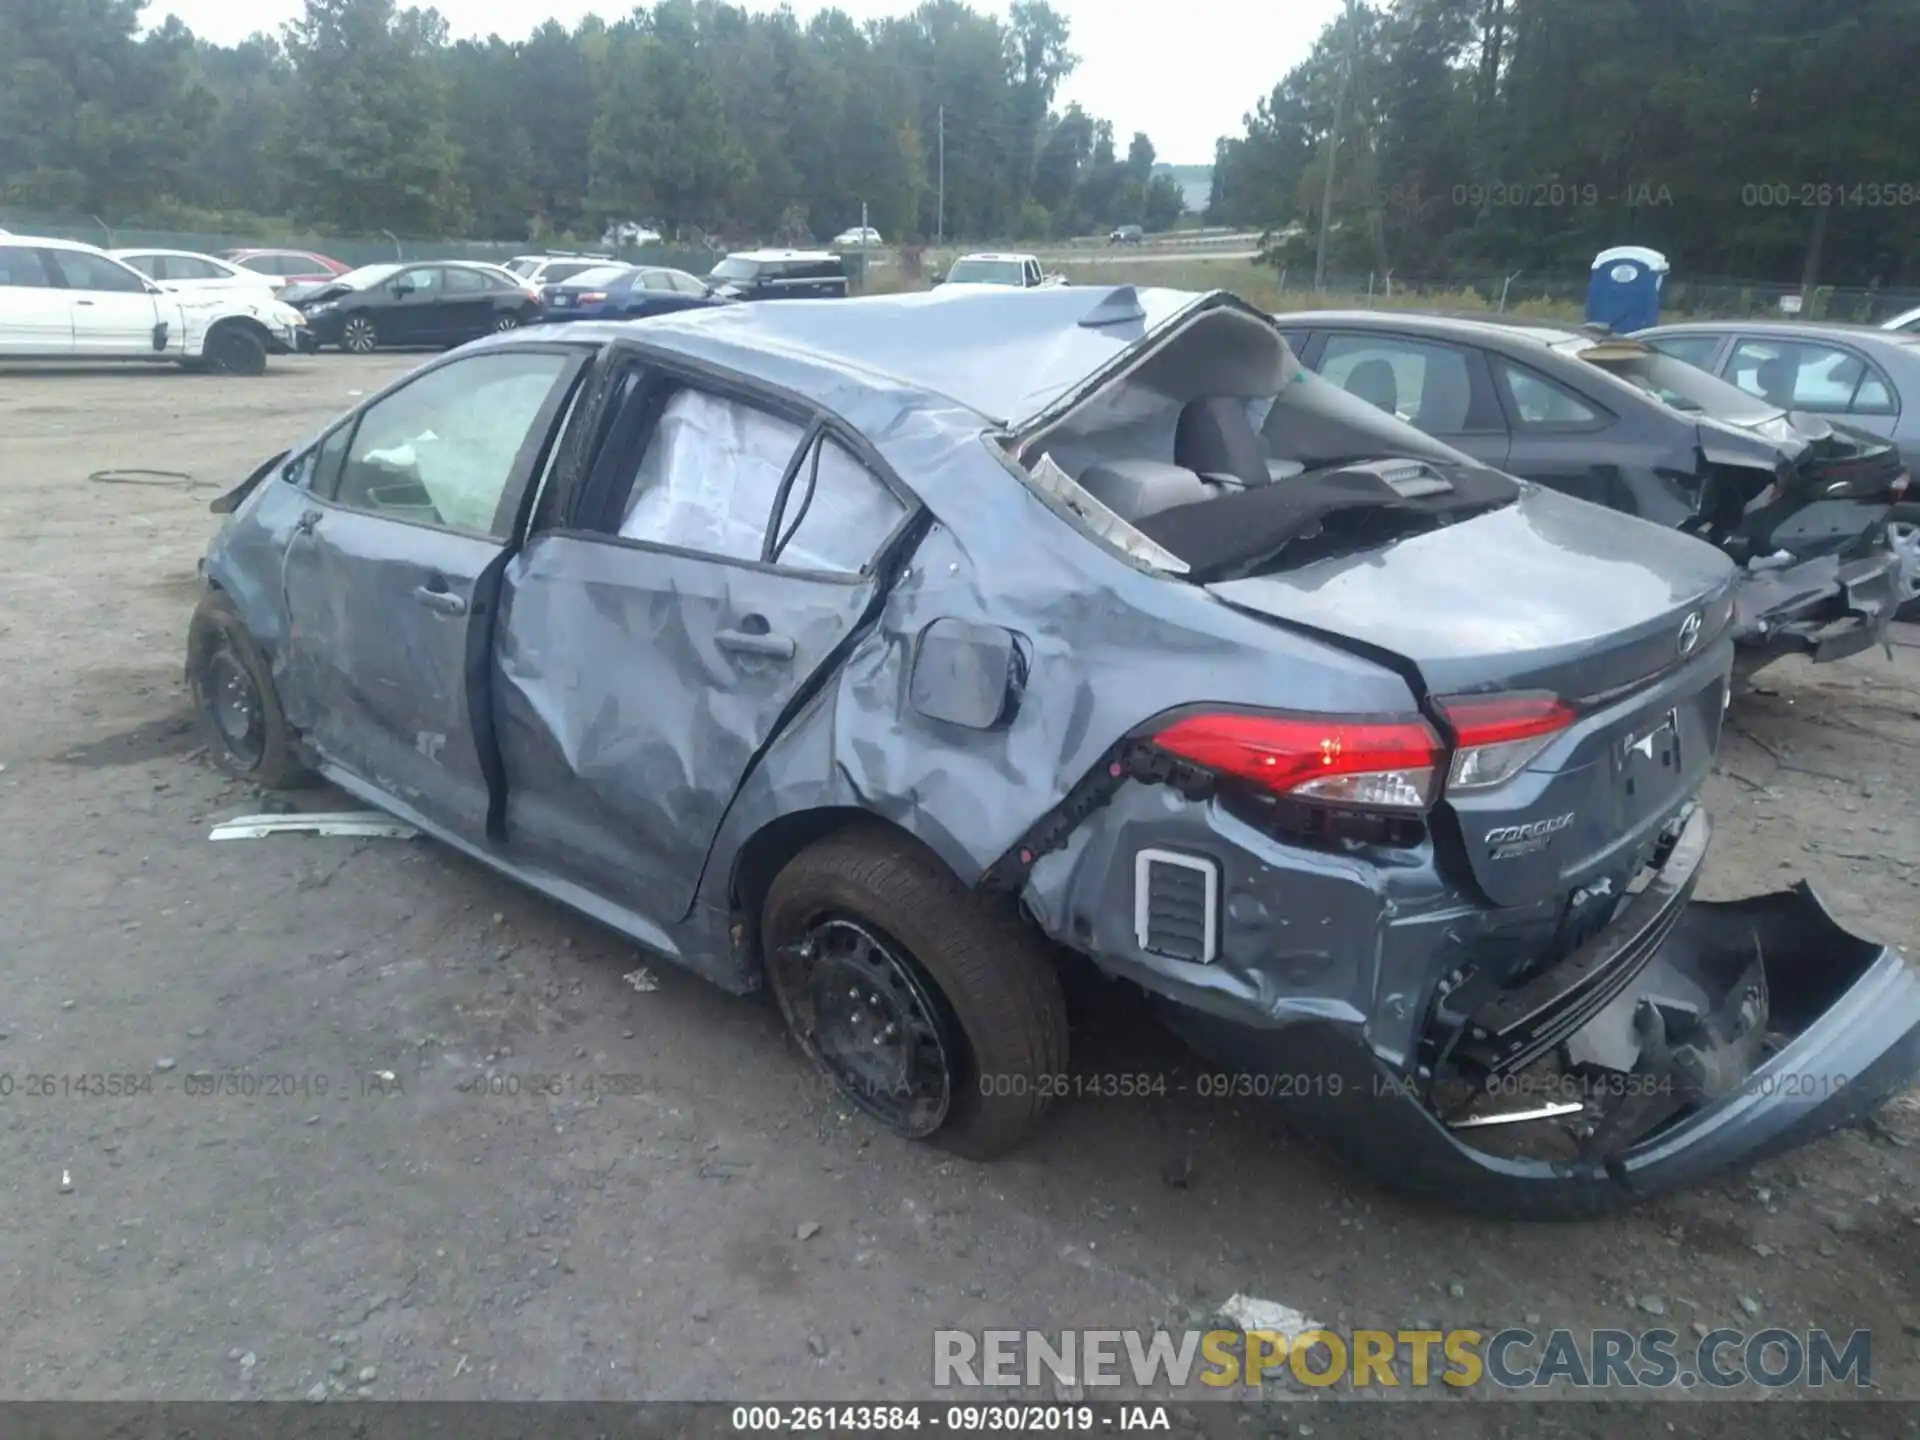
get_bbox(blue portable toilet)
[1586,246,1669,333]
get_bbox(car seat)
[1754,354,1797,407]
[1343,359,1399,414]
[1173,396,1269,488]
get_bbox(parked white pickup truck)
[0,234,309,374]
[934,252,1068,289]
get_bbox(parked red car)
[219,248,351,291]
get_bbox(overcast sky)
[147,0,1341,164]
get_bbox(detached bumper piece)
[1170,830,1920,1219]
[1732,547,1901,665]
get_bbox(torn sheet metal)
[209,811,420,841]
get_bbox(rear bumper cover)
[1160,808,1920,1217]
[1731,546,1900,664]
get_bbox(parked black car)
[1278,311,1909,670]
[186,285,1919,1217]
[290,261,543,353]
[536,264,724,323]
[706,249,847,301]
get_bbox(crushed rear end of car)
[987,297,1920,1215]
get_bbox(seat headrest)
[1174,396,1268,489]
[1344,359,1398,413]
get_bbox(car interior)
[1012,306,1512,576]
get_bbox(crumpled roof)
[626,284,1210,427]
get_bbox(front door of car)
[1720,335,1901,445]
[278,346,586,838]
[47,248,162,354]
[1303,331,1511,469]
[494,371,913,924]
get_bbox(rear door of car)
[380,264,451,344]
[277,345,589,838]
[1482,351,1642,510]
[1298,328,1511,468]
[437,265,499,341]
[492,351,917,925]
[0,245,74,355]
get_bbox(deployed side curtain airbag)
[619,389,806,562]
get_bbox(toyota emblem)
[1677,611,1703,656]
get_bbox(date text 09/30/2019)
[730,1405,1169,1432]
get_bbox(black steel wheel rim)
[204,641,264,768]
[783,917,956,1137]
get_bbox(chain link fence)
[1263,268,1920,325]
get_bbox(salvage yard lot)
[1,354,1918,1409]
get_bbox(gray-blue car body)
[189,285,1920,1216]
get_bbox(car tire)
[340,316,379,354]
[492,314,522,334]
[1887,502,1920,620]
[185,590,314,789]
[761,827,1069,1160]
[203,322,268,377]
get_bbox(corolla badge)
[1676,610,1703,656]
[1484,811,1575,859]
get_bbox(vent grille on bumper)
[1134,848,1219,964]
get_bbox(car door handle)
[716,626,795,660]
[74,299,95,306]
[413,584,467,616]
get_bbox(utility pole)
[1314,0,1361,292]
[936,104,946,246]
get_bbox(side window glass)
[772,437,909,573]
[0,247,51,286]
[50,250,147,293]
[642,271,673,291]
[394,266,440,295]
[1646,335,1720,368]
[616,389,806,562]
[332,352,571,537]
[1496,361,1603,428]
[310,424,356,499]
[443,267,486,294]
[1852,367,1895,415]
[1318,334,1476,432]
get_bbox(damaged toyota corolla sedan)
[186,284,1920,1217]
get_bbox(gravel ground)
[0,354,1916,1417]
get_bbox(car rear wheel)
[761,828,1068,1159]
[1888,503,1920,619]
[492,314,522,334]
[185,590,313,789]
[340,316,379,354]
[203,322,268,377]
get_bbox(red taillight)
[577,291,608,303]
[1152,712,1444,812]
[1435,691,1576,792]
[1892,470,1910,500]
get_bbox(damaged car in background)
[185,284,1920,1218]
[1276,312,1910,672]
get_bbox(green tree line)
[1208,0,1920,288]
[0,0,1188,245]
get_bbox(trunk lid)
[1207,485,1738,907]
